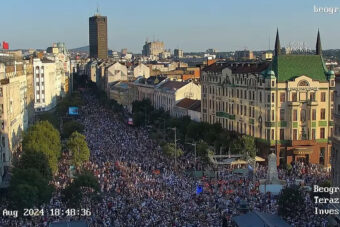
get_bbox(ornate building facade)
[201,30,334,166]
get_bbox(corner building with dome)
[201,30,334,166]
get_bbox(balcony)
[265,121,276,127]
[307,100,318,106]
[288,101,300,106]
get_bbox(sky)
[1,0,340,53]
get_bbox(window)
[240,105,243,115]
[0,88,3,97]
[271,129,275,140]
[280,93,285,102]
[312,129,316,140]
[267,94,270,103]
[252,107,255,118]
[293,129,298,140]
[237,89,239,98]
[252,91,255,100]
[237,104,239,114]
[259,92,262,102]
[320,128,325,139]
[312,109,316,120]
[320,108,326,120]
[271,93,275,102]
[293,109,297,121]
[292,92,297,102]
[331,108,334,120]
[331,92,334,102]
[267,110,270,121]
[320,148,325,165]
[321,92,326,102]
[267,129,270,141]
[249,106,252,118]
[310,92,315,101]
[272,81,275,87]
[271,110,275,121]
[244,106,247,116]
[338,105,340,114]
[280,109,285,121]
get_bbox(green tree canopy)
[9,168,54,210]
[162,143,183,158]
[56,92,83,116]
[62,171,100,208]
[278,185,305,217]
[62,120,84,139]
[67,131,90,167]
[241,135,257,159]
[197,141,213,163]
[16,150,52,180]
[22,121,61,174]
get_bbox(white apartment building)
[33,58,61,112]
[133,63,150,79]
[153,80,201,116]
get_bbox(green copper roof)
[270,55,328,82]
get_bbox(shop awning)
[255,156,265,162]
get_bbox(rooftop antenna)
[96,2,100,16]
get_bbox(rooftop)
[270,55,328,82]
[202,61,269,74]
[158,80,188,91]
[176,98,200,110]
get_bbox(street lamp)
[186,142,197,171]
[167,127,179,170]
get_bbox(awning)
[255,156,265,162]
[231,160,248,165]
[293,147,313,155]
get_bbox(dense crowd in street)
[0,89,332,226]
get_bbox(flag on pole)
[2,42,9,50]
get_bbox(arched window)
[298,80,309,87]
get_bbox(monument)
[259,152,286,195]
[267,152,280,184]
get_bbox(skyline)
[1,0,340,52]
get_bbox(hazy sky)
[1,0,339,52]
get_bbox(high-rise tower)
[89,13,108,59]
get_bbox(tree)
[22,121,61,174]
[67,131,90,167]
[62,120,84,139]
[17,150,52,180]
[240,135,256,159]
[62,171,100,208]
[186,121,201,141]
[8,168,54,210]
[197,141,213,163]
[278,185,305,217]
[161,143,183,158]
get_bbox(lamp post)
[186,142,197,170]
[173,127,177,169]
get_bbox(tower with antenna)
[89,6,108,59]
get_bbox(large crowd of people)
[0,89,332,226]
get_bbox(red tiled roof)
[202,61,269,74]
[176,98,201,112]
[159,81,188,90]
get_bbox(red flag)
[2,42,9,50]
